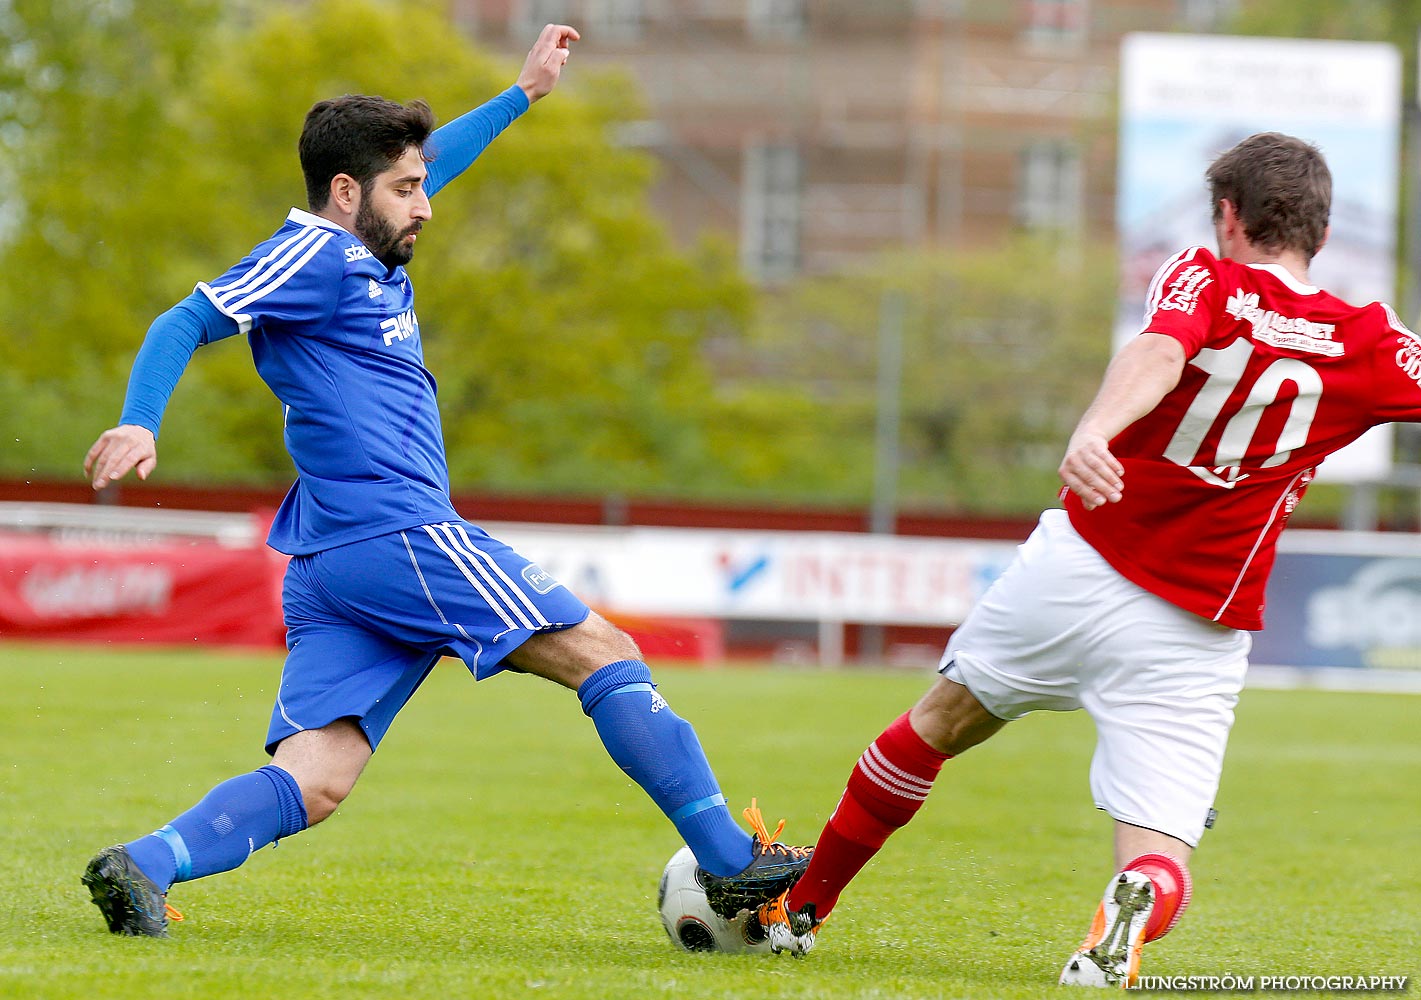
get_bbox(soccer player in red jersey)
[756,132,1421,985]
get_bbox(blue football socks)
[578,660,754,877]
[124,764,309,891]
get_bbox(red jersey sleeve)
[1136,246,1224,356]
[1372,304,1421,423]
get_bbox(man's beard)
[355,198,420,268]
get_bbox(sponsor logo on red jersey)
[1395,334,1421,388]
[1156,265,1212,314]
[1225,290,1342,356]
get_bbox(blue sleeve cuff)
[424,85,530,198]
[118,292,238,436]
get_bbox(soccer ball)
[657,845,771,954]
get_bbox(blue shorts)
[267,520,590,754]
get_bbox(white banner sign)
[488,523,1018,626]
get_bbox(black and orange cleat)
[698,799,813,920]
[81,845,183,938]
[757,888,826,956]
[1059,870,1155,988]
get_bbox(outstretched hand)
[84,424,157,490]
[1059,430,1124,511]
[517,23,579,104]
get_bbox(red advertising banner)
[0,531,285,647]
[0,528,719,660]
[599,612,725,665]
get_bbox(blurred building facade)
[450,0,1238,281]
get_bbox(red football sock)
[787,712,950,917]
[1124,853,1192,942]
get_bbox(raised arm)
[1058,332,1187,510]
[84,292,238,489]
[516,23,578,103]
[423,23,579,199]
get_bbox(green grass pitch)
[2,642,1417,999]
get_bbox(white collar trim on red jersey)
[1247,261,1318,295]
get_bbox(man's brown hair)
[299,95,435,211]
[1206,132,1331,261]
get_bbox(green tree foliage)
[0,0,830,500]
[0,0,233,474]
[736,238,1118,514]
[0,0,1117,514]
[1228,1,1421,49]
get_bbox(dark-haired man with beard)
[80,23,809,939]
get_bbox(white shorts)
[940,509,1250,846]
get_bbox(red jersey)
[1067,246,1421,630]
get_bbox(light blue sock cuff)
[577,659,654,716]
[668,792,728,824]
[154,824,192,882]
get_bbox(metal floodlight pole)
[871,289,906,537]
[862,289,906,665]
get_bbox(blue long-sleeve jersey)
[117,85,529,554]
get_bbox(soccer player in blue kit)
[80,23,809,938]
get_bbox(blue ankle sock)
[124,764,309,891]
[578,660,753,876]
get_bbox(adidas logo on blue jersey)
[368,279,381,299]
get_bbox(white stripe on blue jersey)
[219,229,331,318]
[223,230,332,318]
[197,225,333,333]
[210,228,325,308]
[221,228,332,318]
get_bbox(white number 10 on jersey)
[1164,338,1322,488]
